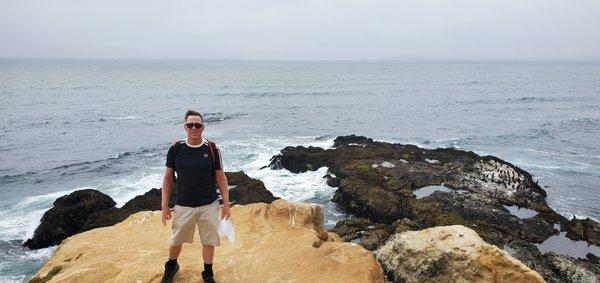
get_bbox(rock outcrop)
[268,135,600,281]
[31,200,385,283]
[225,171,279,205]
[23,190,116,249]
[374,225,544,282]
[24,171,277,249]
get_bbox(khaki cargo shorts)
[170,200,220,247]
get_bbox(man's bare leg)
[201,245,215,281]
[169,244,182,259]
[202,244,214,264]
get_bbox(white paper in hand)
[217,217,235,243]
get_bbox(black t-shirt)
[166,140,223,207]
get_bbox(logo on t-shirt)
[203,153,209,158]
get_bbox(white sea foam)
[218,136,342,227]
[0,275,27,283]
[0,168,165,243]
[104,169,164,208]
[222,136,334,171]
[17,246,56,261]
[0,189,77,241]
[108,115,143,120]
[249,166,333,202]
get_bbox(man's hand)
[162,206,172,226]
[221,204,231,220]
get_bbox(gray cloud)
[1,0,599,59]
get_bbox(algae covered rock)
[269,135,600,280]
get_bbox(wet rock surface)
[24,171,277,249]
[269,135,600,281]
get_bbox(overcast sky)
[1,0,599,60]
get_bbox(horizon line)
[2,56,600,62]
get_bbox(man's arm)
[161,166,175,226]
[216,169,231,219]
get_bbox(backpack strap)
[207,140,217,177]
[170,140,185,179]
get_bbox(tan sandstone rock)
[32,200,384,282]
[374,225,545,283]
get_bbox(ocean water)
[1,59,599,281]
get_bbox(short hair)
[184,110,203,122]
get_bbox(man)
[161,110,231,283]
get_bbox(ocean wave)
[169,112,247,125]
[517,96,552,102]
[214,91,351,98]
[454,95,560,105]
[0,188,76,241]
[0,171,38,185]
[107,115,143,120]
[493,128,556,142]
[72,85,103,90]
[104,171,163,208]
[553,118,600,132]
[0,146,166,186]
[387,137,463,150]
[51,147,162,171]
[203,112,247,123]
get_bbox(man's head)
[184,110,204,141]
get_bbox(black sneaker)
[161,261,179,283]
[201,270,216,283]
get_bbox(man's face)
[184,115,204,139]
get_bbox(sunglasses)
[185,123,204,129]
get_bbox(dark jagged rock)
[411,191,555,246]
[331,177,411,223]
[505,240,561,282]
[268,134,600,281]
[23,190,115,249]
[546,252,600,282]
[565,217,600,246]
[507,240,600,283]
[81,207,129,231]
[24,171,277,249]
[225,171,279,206]
[269,146,332,173]
[121,188,163,212]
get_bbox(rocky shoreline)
[25,135,599,282]
[267,135,600,282]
